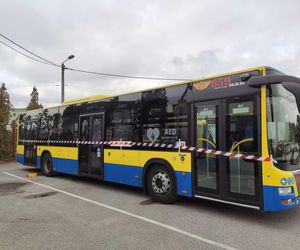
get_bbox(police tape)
[19,139,274,163]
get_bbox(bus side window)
[81,118,89,141]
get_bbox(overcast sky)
[0,0,300,108]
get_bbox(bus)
[16,66,300,212]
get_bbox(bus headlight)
[278,187,292,195]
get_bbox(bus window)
[142,85,190,145]
[81,118,89,141]
[107,94,141,142]
[227,100,257,196]
[24,121,31,140]
[31,120,38,140]
[267,84,300,171]
[92,116,103,141]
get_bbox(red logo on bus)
[193,76,241,90]
[210,76,231,89]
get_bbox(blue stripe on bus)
[104,163,192,197]
[16,154,24,165]
[176,171,192,197]
[263,185,297,211]
[52,158,78,175]
[104,163,142,187]
[36,156,78,175]
[36,156,41,169]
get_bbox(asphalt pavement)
[0,162,299,250]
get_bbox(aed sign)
[164,129,176,136]
[147,127,178,143]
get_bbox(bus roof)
[62,94,111,105]
[25,65,273,113]
[64,66,268,102]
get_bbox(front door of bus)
[225,99,259,206]
[194,98,259,206]
[78,113,104,178]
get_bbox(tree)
[0,83,13,160]
[26,86,43,111]
[0,83,12,129]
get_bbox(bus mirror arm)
[247,75,300,88]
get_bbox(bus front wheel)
[41,153,55,177]
[146,164,178,204]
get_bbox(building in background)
[7,108,25,131]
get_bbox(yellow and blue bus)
[16,66,300,211]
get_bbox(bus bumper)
[263,186,299,212]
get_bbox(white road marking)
[3,171,237,250]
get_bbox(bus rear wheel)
[146,164,178,204]
[41,153,55,177]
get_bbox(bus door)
[194,101,220,198]
[225,99,259,206]
[78,113,104,178]
[194,98,260,207]
[24,121,37,166]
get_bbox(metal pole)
[61,63,65,104]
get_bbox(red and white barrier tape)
[19,139,274,163]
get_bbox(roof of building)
[9,108,26,124]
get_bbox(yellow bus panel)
[16,145,24,155]
[104,149,191,172]
[104,149,140,167]
[37,146,78,160]
[140,151,191,172]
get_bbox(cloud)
[0,0,300,107]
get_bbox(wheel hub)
[152,171,171,194]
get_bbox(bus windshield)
[267,84,300,171]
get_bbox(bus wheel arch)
[143,159,178,204]
[41,151,55,177]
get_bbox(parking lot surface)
[0,162,299,250]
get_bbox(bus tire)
[41,153,55,177]
[146,164,178,204]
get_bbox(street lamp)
[61,55,75,103]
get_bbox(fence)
[0,122,17,161]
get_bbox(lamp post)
[61,55,75,104]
